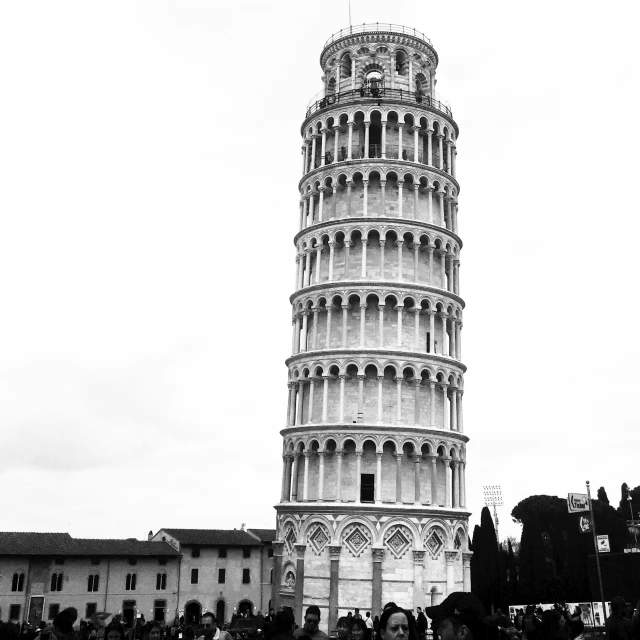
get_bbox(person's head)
[304,607,321,632]
[425,593,486,640]
[337,618,351,640]
[366,614,371,620]
[54,610,79,636]
[351,619,367,640]
[376,607,413,640]
[354,610,360,616]
[105,624,126,640]
[201,614,217,633]
[273,611,295,635]
[147,624,163,640]
[611,597,628,616]
[416,610,421,615]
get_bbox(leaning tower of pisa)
[271,24,471,631]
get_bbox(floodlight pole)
[493,503,500,545]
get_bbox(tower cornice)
[285,348,467,373]
[298,159,460,194]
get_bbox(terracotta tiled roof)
[161,529,265,546]
[0,532,179,557]
[248,529,277,542]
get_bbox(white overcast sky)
[1,0,638,544]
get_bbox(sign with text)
[579,516,591,533]
[567,493,589,513]
[597,535,610,552]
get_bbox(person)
[267,612,276,625]
[365,614,374,640]
[424,592,487,640]
[0,623,20,640]
[373,619,380,638]
[293,607,327,640]
[270,612,295,640]
[144,625,163,640]
[52,610,79,640]
[197,615,231,640]
[104,624,126,640]
[522,606,540,640]
[350,620,367,640]
[336,618,351,640]
[607,597,633,640]
[537,611,567,640]
[354,612,362,622]
[416,610,427,640]
[375,606,415,640]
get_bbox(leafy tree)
[597,486,610,505]
[512,494,630,603]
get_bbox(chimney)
[148,530,153,541]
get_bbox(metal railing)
[323,23,432,49]
[306,87,452,119]
[307,148,449,171]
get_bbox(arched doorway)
[185,601,202,626]
[216,601,226,624]
[237,600,253,618]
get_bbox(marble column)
[412,550,426,610]
[294,544,306,625]
[445,551,457,596]
[328,545,341,633]
[372,548,384,615]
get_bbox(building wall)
[0,556,180,624]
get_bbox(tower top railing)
[305,87,452,119]
[323,23,432,49]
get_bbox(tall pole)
[493,504,500,545]
[586,481,607,629]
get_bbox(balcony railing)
[306,86,452,119]
[323,23,432,49]
[310,147,448,171]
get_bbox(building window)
[190,568,199,584]
[48,604,60,620]
[360,474,375,502]
[242,569,250,584]
[158,558,167,566]
[267,548,273,558]
[11,573,25,592]
[9,605,21,621]
[122,601,136,629]
[156,573,167,590]
[218,569,226,584]
[90,558,101,566]
[218,547,227,558]
[88,574,100,592]
[269,569,273,584]
[125,573,137,591]
[128,558,138,566]
[54,558,65,565]
[191,547,200,558]
[154,600,166,622]
[242,547,251,559]
[86,603,97,618]
[50,572,63,592]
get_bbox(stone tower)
[272,23,470,632]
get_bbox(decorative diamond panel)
[342,524,372,557]
[284,525,297,555]
[424,528,445,558]
[307,524,330,555]
[384,526,412,559]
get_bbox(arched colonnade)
[286,362,464,432]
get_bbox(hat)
[611,597,631,612]
[425,592,486,627]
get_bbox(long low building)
[0,528,275,627]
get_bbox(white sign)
[579,516,591,533]
[597,535,610,552]
[567,493,589,513]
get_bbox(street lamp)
[483,485,503,545]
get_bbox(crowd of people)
[2,593,640,640]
